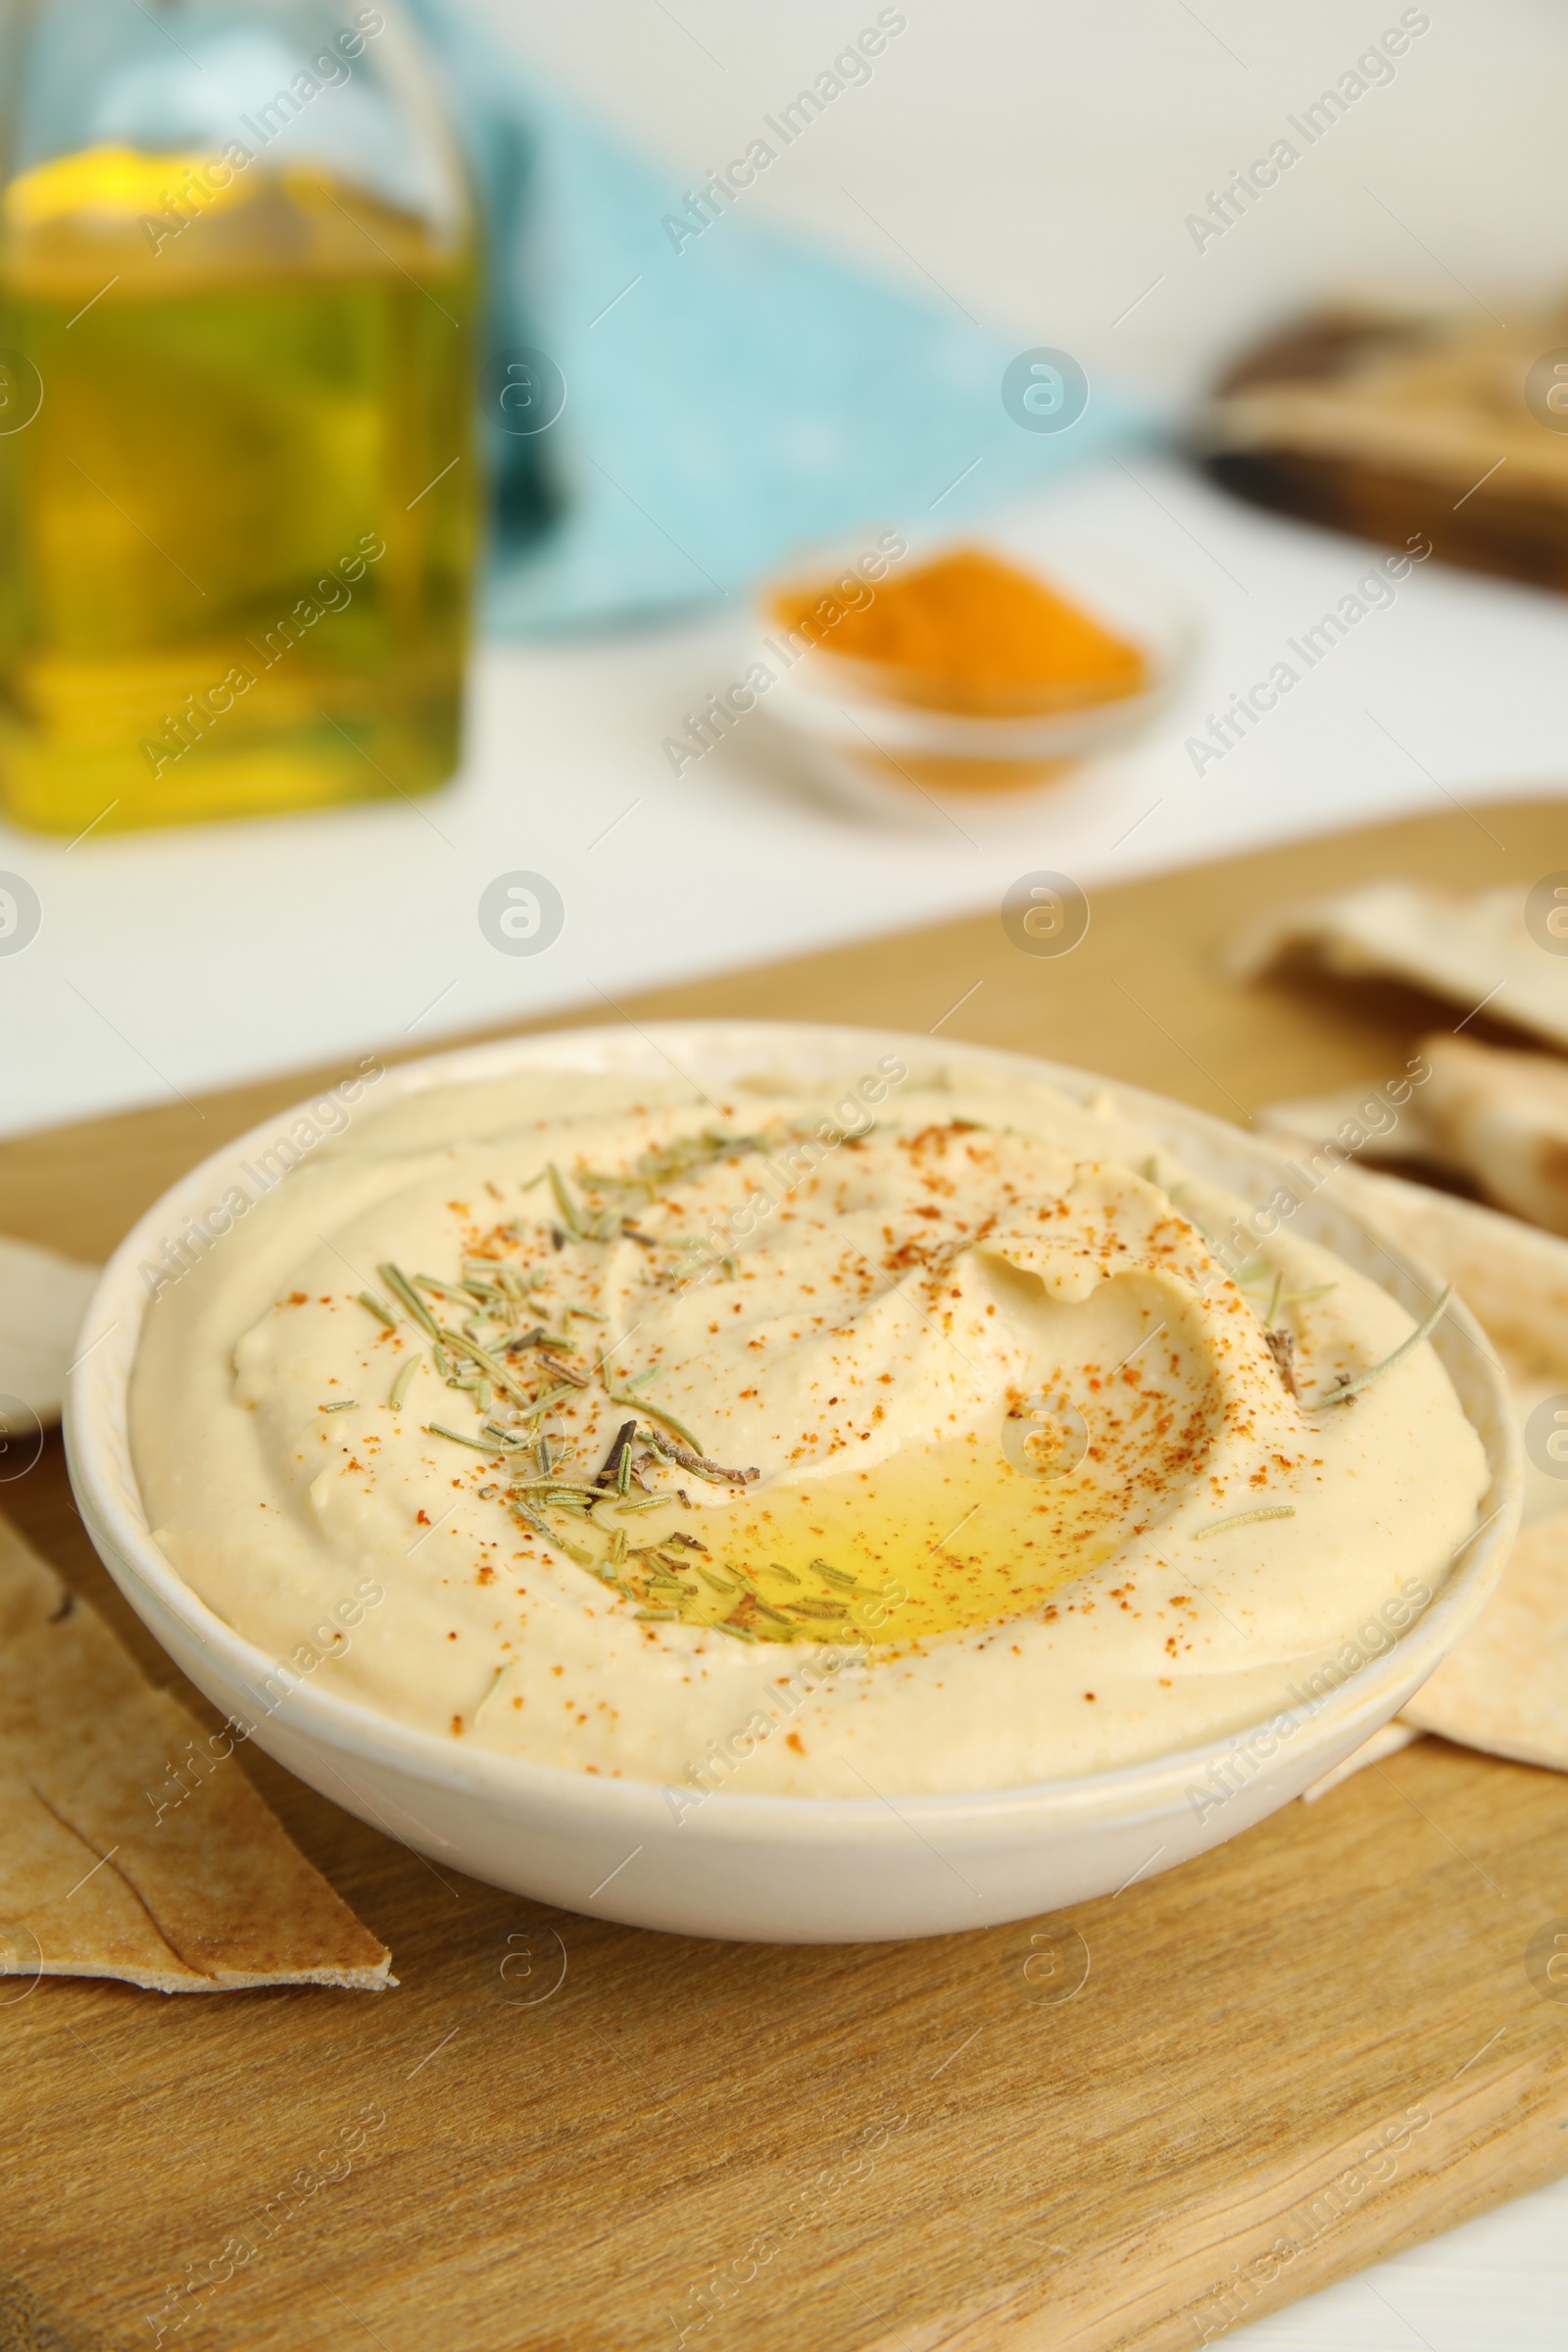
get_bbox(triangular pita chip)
[1266,1035,1568,1237]
[0,1517,392,1993]
[1229,880,1568,1054]
[1402,1513,1568,1769]
[1256,1166,1568,1791]
[0,1232,98,1428]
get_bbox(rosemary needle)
[1200,1504,1297,1535]
[606,1391,708,1453]
[426,1422,504,1452]
[547,1162,584,1237]
[1309,1285,1453,1409]
[358,1290,396,1329]
[378,1261,441,1342]
[388,1356,421,1410]
[475,1664,510,1716]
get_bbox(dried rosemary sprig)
[438,1330,536,1412]
[813,1559,858,1592]
[594,1419,638,1492]
[475,1664,511,1716]
[477,1423,533,1452]
[516,1382,579,1422]
[1264,1327,1300,1400]
[500,1325,551,1355]
[547,1162,585,1237]
[378,1260,441,1342]
[1200,1504,1297,1534]
[510,1497,594,1567]
[639,1424,760,1486]
[426,1422,503,1453]
[1309,1286,1453,1410]
[413,1273,474,1307]
[600,1392,704,1456]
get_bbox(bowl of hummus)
[67,1023,1520,1943]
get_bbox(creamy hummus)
[130,1060,1491,1795]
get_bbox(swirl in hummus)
[130,1059,1491,1795]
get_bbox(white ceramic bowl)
[66,1023,1520,1944]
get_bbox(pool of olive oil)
[0,146,479,834]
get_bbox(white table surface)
[4,451,1565,1144]
[7,0,1568,2336]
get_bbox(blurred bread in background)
[1196,301,1568,587]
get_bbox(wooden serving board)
[5,798,1568,2352]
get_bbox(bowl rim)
[65,1017,1521,1840]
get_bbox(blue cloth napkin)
[413,0,1146,634]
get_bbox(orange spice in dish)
[770,544,1149,717]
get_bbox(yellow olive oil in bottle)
[0,2,479,834]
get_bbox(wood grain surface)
[4,796,1568,2352]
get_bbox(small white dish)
[65,1024,1519,1944]
[754,543,1200,821]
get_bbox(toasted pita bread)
[0,1233,97,1430]
[1261,1166,1568,1789]
[0,1517,392,1993]
[1401,1512,1568,1769]
[1266,1036,1568,1237]
[1229,880,1568,1054]
[1300,1719,1423,1803]
[1415,1036,1568,1235]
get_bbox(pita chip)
[1266,1036,1568,1237]
[1228,880,1568,1054]
[1300,1719,1423,1803]
[1262,1165,1568,1790]
[1307,1159,1568,1386]
[0,1233,98,1431]
[1410,1035,1568,1235]
[0,1516,392,1993]
[1401,1512,1568,1769]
